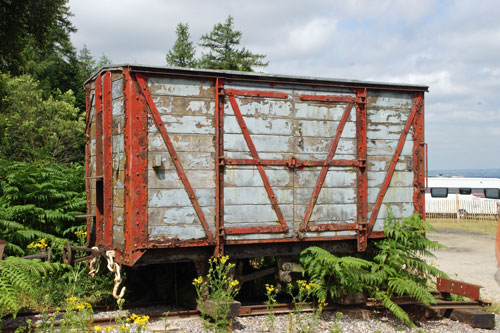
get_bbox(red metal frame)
[85,69,427,263]
[225,89,288,99]
[299,99,355,234]
[412,92,426,220]
[215,78,225,254]
[355,89,368,251]
[135,73,215,245]
[122,68,149,265]
[94,74,104,244]
[367,94,424,233]
[84,84,92,245]
[225,93,289,235]
[102,72,113,247]
[437,277,482,300]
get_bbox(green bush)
[0,158,85,255]
[301,210,449,327]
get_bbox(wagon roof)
[86,64,429,92]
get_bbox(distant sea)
[429,169,500,178]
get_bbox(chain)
[106,250,126,303]
[88,246,100,278]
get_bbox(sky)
[68,0,500,170]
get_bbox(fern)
[0,257,64,317]
[300,209,449,327]
[0,159,85,255]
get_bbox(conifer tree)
[198,16,268,72]
[166,23,197,68]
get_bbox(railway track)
[1,295,492,332]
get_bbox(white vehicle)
[425,177,500,219]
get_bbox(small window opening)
[431,188,448,198]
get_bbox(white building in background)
[425,177,500,219]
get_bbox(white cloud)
[67,0,500,169]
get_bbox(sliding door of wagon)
[221,82,294,241]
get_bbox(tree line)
[0,0,267,256]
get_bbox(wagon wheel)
[62,242,75,265]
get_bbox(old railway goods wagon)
[84,65,427,267]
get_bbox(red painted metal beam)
[225,225,288,235]
[412,93,426,220]
[84,84,92,246]
[226,95,289,233]
[123,68,149,265]
[437,277,482,301]
[299,95,356,103]
[215,78,225,255]
[307,223,358,232]
[299,101,354,233]
[225,89,288,99]
[94,74,104,245]
[135,73,215,245]
[356,89,368,251]
[102,71,113,247]
[367,95,423,233]
[222,158,361,167]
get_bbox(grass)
[427,218,498,237]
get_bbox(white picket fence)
[426,196,500,220]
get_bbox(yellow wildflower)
[105,326,114,332]
[94,325,102,332]
[193,276,203,285]
[120,325,130,331]
[229,280,239,288]
[66,297,78,303]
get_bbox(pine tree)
[198,16,268,72]
[166,23,197,68]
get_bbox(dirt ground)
[427,230,500,303]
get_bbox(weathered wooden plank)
[147,76,214,98]
[368,202,415,229]
[367,187,414,204]
[367,108,409,123]
[367,171,414,187]
[225,152,293,160]
[295,102,356,121]
[295,137,356,155]
[295,187,356,205]
[148,152,214,170]
[149,206,215,225]
[367,123,412,140]
[224,115,293,135]
[112,188,124,208]
[149,225,208,241]
[151,95,215,116]
[299,120,356,138]
[367,138,413,156]
[148,133,215,153]
[113,207,124,226]
[113,225,124,246]
[224,98,292,117]
[224,204,293,223]
[112,134,124,153]
[149,188,215,207]
[111,78,123,99]
[148,115,214,134]
[112,170,125,189]
[366,91,413,108]
[294,169,357,188]
[112,153,125,171]
[224,167,293,187]
[112,116,125,135]
[224,134,293,153]
[367,155,413,172]
[112,98,124,116]
[149,170,215,189]
[224,187,293,205]
[295,204,357,222]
